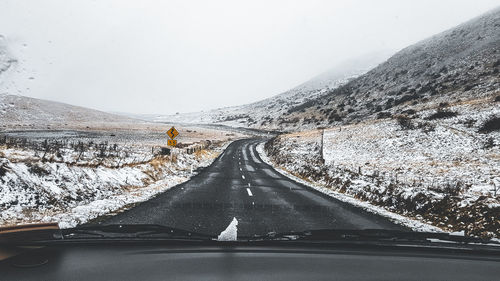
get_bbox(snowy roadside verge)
[256,142,443,233]
[1,140,232,228]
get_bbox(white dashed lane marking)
[244,165,256,172]
[246,188,253,196]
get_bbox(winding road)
[103,139,406,236]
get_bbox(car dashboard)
[1,241,499,281]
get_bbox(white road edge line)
[246,188,253,196]
[249,145,262,164]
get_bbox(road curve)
[102,139,407,236]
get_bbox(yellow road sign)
[166,127,179,139]
[167,139,177,146]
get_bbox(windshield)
[0,0,499,244]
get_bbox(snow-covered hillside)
[139,51,393,129]
[0,139,228,228]
[260,7,500,238]
[263,97,499,237]
[142,7,500,133]
[275,7,500,131]
[0,126,241,228]
[0,94,143,130]
[0,35,142,130]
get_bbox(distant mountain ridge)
[143,50,394,128]
[0,94,140,129]
[153,7,500,132]
[269,6,500,130]
[0,36,139,130]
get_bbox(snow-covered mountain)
[257,8,500,238]
[138,50,394,129]
[273,6,500,131]
[148,7,499,132]
[0,36,138,130]
[0,94,142,129]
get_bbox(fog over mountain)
[146,50,394,127]
[0,0,498,114]
[1,38,138,129]
[268,6,500,131]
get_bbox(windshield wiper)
[59,224,215,241]
[248,229,500,246]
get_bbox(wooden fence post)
[320,129,325,165]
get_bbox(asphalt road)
[103,139,407,236]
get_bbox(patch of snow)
[1,138,232,228]
[217,217,238,241]
[322,103,500,205]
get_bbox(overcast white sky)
[0,0,498,114]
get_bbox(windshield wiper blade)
[249,229,500,245]
[61,224,215,241]
[0,223,61,244]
